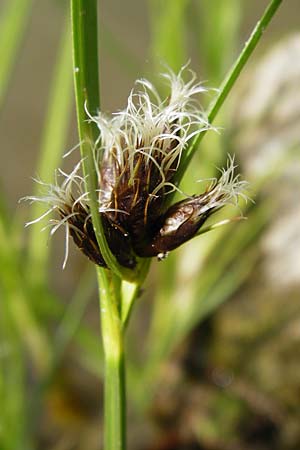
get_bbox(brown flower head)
[25,68,248,269]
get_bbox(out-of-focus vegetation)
[0,0,299,449]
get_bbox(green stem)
[70,2,127,449]
[176,0,283,183]
[70,0,131,280]
[97,268,126,450]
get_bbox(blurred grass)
[198,0,242,83]
[0,0,33,108]
[26,19,73,288]
[0,276,28,450]
[149,0,188,73]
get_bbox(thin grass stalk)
[98,268,126,450]
[70,1,127,448]
[175,0,283,185]
[71,0,131,280]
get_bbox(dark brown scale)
[58,202,106,267]
[60,202,136,269]
[101,147,167,249]
[134,208,210,257]
[69,215,106,267]
[59,123,223,269]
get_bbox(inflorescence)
[24,67,248,269]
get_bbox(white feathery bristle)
[198,156,250,214]
[93,66,213,196]
[23,158,89,268]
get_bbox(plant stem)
[71,0,131,280]
[98,268,126,450]
[176,0,283,183]
[70,2,127,449]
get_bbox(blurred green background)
[1,0,300,449]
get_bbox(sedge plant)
[22,0,283,449]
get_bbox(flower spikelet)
[25,68,248,268]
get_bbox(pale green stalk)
[97,268,126,450]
